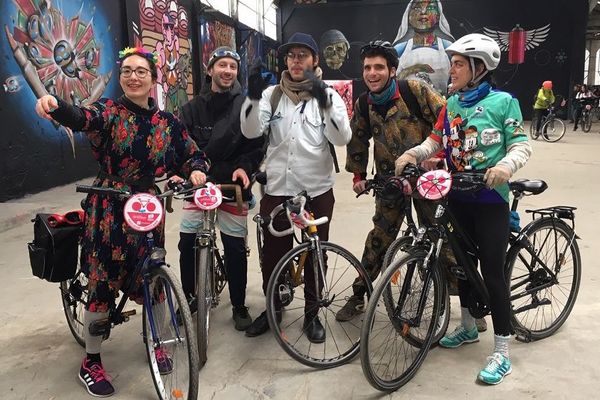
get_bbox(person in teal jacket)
[395,33,532,386]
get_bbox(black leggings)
[449,199,511,336]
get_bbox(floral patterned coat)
[50,95,209,310]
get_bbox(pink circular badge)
[123,193,164,232]
[417,170,453,200]
[193,183,223,210]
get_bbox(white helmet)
[445,33,501,71]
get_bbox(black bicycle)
[360,167,581,392]
[530,107,566,142]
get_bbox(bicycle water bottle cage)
[123,193,164,232]
[417,170,452,200]
[193,183,223,210]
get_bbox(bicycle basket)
[27,213,82,282]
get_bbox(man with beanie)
[178,46,264,331]
[240,32,352,341]
[336,41,446,321]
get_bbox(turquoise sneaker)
[439,325,479,348]
[478,352,512,385]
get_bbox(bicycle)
[173,181,243,367]
[61,183,199,400]
[359,167,581,392]
[258,191,372,368]
[580,103,593,132]
[530,106,566,142]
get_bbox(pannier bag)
[27,211,83,282]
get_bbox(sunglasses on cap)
[209,49,241,63]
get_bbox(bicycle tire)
[541,118,566,142]
[60,268,89,347]
[506,217,581,340]
[382,236,450,345]
[142,265,199,400]
[195,245,212,367]
[582,113,592,132]
[360,251,442,392]
[529,118,541,140]
[266,241,372,368]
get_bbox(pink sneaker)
[78,357,114,397]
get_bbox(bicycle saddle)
[509,179,548,195]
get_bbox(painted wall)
[0,0,124,202]
[280,0,588,118]
[0,0,198,202]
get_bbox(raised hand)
[304,69,330,109]
[35,95,58,121]
[247,57,269,100]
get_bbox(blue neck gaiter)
[457,81,492,108]
[369,79,397,105]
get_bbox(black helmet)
[360,40,399,70]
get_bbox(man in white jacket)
[240,32,351,341]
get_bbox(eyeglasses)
[120,67,151,78]
[286,52,310,61]
[209,49,241,63]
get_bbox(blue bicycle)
[60,183,199,400]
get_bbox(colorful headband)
[118,47,160,67]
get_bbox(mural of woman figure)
[393,0,454,94]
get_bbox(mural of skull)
[320,29,349,70]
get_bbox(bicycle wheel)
[266,241,371,368]
[383,236,450,345]
[142,265,199,400]
[360,251,442,392]
[195,245,213,367]
[529,117,541,140]
[506,218,581,340]
[541,118,566,142]
[60,268,89,347]
[582,113,592,132]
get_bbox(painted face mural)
[4,0,114,155]
[140,0,192,115]
[408,0,440,32]
[393,0,455,95]
[321,29,350,70]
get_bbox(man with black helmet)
[337,40,445,321]
[177,46,265,332]
[240,32,352,341]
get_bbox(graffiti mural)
[325,80,353,118]
[0,0,122,201]
[3,0,117,155]
[134,0,191,116]
[199,17,235,78]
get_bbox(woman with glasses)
[34,47,209,398]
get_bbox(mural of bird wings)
[483,24,550,51]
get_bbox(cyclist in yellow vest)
[532,80,555,135]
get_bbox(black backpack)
[27,213,82,282]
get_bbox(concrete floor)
[1,124,599,399]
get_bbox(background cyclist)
[532,80,555,137]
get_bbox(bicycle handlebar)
[267,192,329,237]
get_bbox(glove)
[247,57,268,100]
[304,69,330,109]
[484,165,511,188]
[395,153,417,176]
